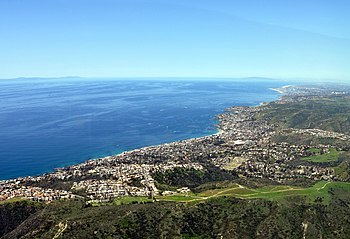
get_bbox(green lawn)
[302,148,342,163]
[307,148,321,153]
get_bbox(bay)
[0,78,291,179]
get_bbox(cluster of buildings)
[212,107,340,182]
[282,128,350,142]
[72,179,152,203]
[237,158,335,181]
[0,160,202,202]
[0,180,73,202]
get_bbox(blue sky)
[0,0,349,80]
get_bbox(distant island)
[2,84,350,238]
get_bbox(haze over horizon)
[1,0,349,80]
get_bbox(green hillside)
[258,96,350,134]
[2,181,350,238]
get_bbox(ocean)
[0,78,291,180]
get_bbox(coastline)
[269,88,284,94]
[48,85,287,175]
[0,85,288,182]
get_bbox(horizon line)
[0,76,347,83]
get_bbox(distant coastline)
[269,85,293,94]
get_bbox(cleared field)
[222,157,248,170]
[156,181,350,205]
[197,184,241,197]
[160,195,203,202]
